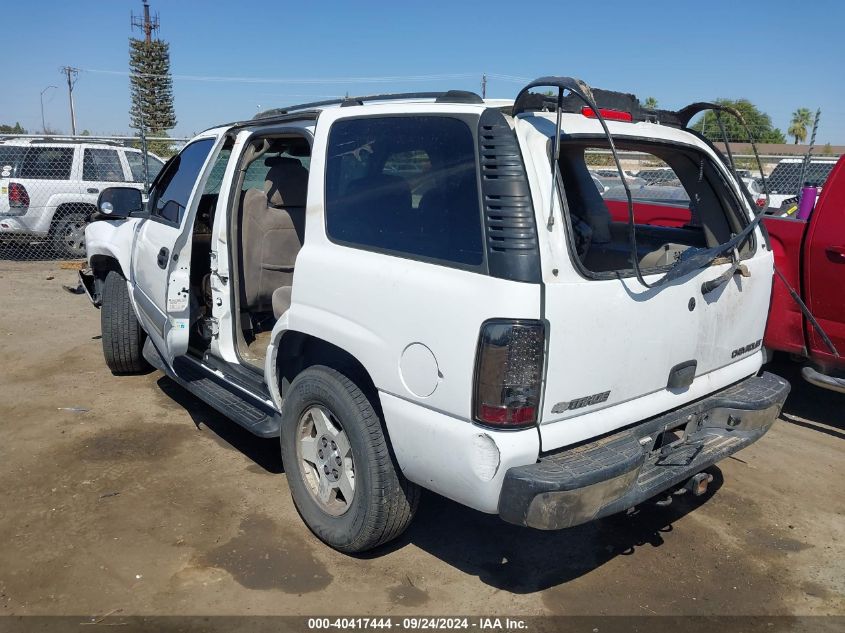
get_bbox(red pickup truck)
[763,156,844,393]
[602,155,844,394]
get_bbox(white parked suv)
[0,138,164,257]
[80,79,789,553]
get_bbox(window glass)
[560,140,748,275]
[149,139,214,224]
[203,149,231,195]
[19,147,74,180]
[0,146,26,177]
[126,151,165,183]
[83,148,124,182]
[325,116,483,266]
[242,151,309,192]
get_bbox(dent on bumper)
[498,371,790,530]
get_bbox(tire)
[280,365,420,553]
[101,270,150,374]
[51,210,89,259]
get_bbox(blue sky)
[3,0,844,143]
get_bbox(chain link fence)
[586,148,841,214]
[0,134,188,262]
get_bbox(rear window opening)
[558,139,753,277]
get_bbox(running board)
[142,340,281,438]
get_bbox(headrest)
[264,157,308,207]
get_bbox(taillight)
[581,106,633,122]
[9,183,29,209]
[756,197,767,208]
[473,320,545,428]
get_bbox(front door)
[130,136,219,363]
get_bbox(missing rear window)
[558,139,752,277]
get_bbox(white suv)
[80,79,789,553]
[0,138,164,257]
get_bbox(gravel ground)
[0,261,842,621]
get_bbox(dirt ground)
[0,261,843,619]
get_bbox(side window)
[325,116,483,266]
[19,147,74,180]
[149,139,215,224]
[242,150,309,193]
[126,151,165,183]
[202,149,232,195]
[83,148,124,182]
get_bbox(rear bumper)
[498,371,790,530]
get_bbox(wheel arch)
[49,202,97,233]
[266,327,381,417]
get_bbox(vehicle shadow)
[765,358,845,436]
[155,376,284,473]
[371,467,724,592]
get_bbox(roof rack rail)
[253,90,484,119]
[0,135,138,146]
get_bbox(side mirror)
[97,187,143,218]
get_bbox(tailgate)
[538,253,773,451]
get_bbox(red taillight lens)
[581,106,633,122]
[9,183,29,209]
[473,320,545,428]
[756,197,767,208]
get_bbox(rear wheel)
[280,365,419,553]
[51,210,88,259]
[101,269,150,374]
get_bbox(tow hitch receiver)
[654,471,714,507]
[686,472,714,497]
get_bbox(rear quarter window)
[19,147,74,180]
[325,115,483,267]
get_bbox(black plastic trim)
[477,108,541,283]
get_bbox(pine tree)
[128,38,176,135]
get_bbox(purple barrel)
[797,185,818,220]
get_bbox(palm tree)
[642,96,658,110]
[788,108,813,144]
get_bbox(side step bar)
[143,339,282,438]
[802,365,845,395]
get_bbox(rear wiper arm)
[700,248,749,295]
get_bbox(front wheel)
[100,270,150,375]
[280,365,420,553]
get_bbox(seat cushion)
[272,286,292,319]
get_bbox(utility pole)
[481,73,487,99]
[60,66,78,136]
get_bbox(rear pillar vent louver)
[477,108,541,283]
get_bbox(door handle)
[157,247,170,269]
[87,187,99,194]
[826,246,845,263]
